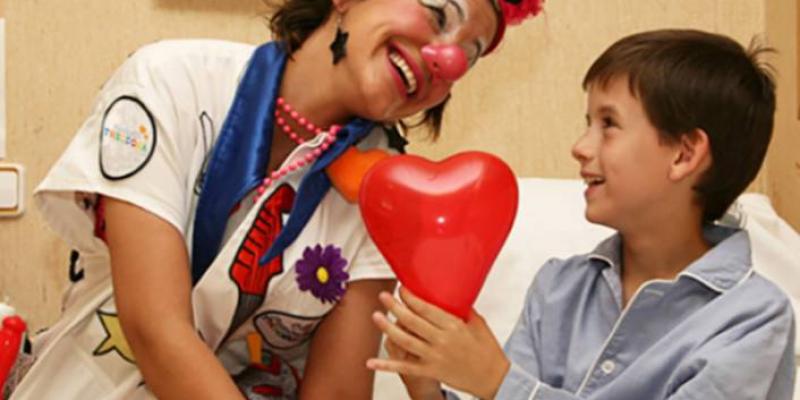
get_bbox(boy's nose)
[571,133,593,163]
[421,44,468,82]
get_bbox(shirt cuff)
[495,362,541,400]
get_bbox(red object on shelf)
[0,315,26,391]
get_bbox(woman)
[11,0,539,398]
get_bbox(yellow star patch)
[93,310,136,363]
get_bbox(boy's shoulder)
[728,271,794,314]
[536,232,620,280]
[530,250,608,295]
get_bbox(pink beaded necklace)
[254,97,340,201]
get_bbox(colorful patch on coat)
[99,96,157,180]
[253,310,324,350]
[295,244,349,304]
[233,349,299,399]
[93,310,136,363]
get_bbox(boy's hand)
[383,331,444,400]
[367,287,510,399]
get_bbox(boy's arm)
[666,295,795,400]
[491,266,586,400]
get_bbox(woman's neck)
[278,19,352,130]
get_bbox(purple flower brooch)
[295,244,349,303]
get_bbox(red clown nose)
[421,44,469,82]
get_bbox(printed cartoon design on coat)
[93,310,136,363]
[234,348,300,399]
[253,311,324,351]
[227,184,296,337]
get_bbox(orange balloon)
[326,147,390,203]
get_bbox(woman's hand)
[367,287,510,400]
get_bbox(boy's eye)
[601,117,617,129]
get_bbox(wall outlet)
[0,163,24,218]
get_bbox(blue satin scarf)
[191,42,375,284]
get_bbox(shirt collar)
[588,225,753,293]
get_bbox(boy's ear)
[669,128,711,181]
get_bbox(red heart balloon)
[359,151,518,320]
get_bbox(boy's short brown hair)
[583,29,776,222]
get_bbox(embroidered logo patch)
[99,96,156,180]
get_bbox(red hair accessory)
[485,0,545,54]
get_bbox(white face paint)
[418,0,487,66]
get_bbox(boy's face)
[571,76,680,231]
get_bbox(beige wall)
[765,0,800,234]
[0,0,793,331]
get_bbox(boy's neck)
[618,211,710,306]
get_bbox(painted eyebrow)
[470,42,483,64]
[449,0,486,60]
[443,0,485,61]
[447,0,466,22]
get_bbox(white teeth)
[584,177,605,185]
[389,51,417,95]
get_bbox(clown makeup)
[419,0,486,67]
[323,0,498,122]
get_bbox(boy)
[366,29,796,399]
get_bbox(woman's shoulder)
[131,39,256,63]
[105,39,257,93]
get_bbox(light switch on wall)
[0,163,24,217]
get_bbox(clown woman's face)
[332,0,497,122]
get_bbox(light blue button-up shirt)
[451,226,795,399]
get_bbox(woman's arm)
[105,197,244,400]
[299,278,397,399]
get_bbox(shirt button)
[600,359,616,374]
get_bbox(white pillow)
[373,179,800,399]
